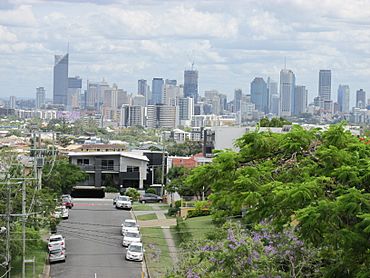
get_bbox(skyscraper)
[318,70,331,101]
[151,78,164,105]
[146,105,177,128]
[67,76,82,110]
[36,87,46,109]
[293,85,308,115]
[53,53,69,105]
[138,79,147,104]
[337,85,350,113]
[184,69,199,103]
[9,96,16,109]
[251,77,269,114]
[178,97,194,126]
[279,69,295,117]
[356,89,366,109]
[233,89,242,113]
[267,77,278,113]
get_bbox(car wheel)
[158,200,163,203]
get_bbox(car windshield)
[125,221,136,227]
[62,197,70,202]
[129,245,142,252]
[50,237,62,242]
[126,232,139,238]
[118,196,130,201]
[50,249,63,254]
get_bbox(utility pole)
[160,135,165,196]
[5,177,11,278]
[22,181,26,278]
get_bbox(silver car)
[49,248,66,263]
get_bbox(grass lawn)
[8,248,47,278]
[171,215,215,247]
[141,227,173,278]
[157,204,170,210]
[136,213,157,221]
[132,203,154,211]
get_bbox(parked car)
[115,196,132,210]
[49,247,66,263]
[126,242,144,261]
[62,206,69,219]
[121,219,139,235]
[48,234,65,251]
[139,193,163,203]
[122,230,141,247]
[53,205,68,219]
[62,195,73,209]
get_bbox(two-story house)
[69,151,149,190]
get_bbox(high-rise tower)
[318,70,331,101]
[184,69,198,103]
[279,69,295,117]
[53,53,69,105]
[337,85,350,113]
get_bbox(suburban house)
[69,151,149,189]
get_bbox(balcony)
[78,164,120,172]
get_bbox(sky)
[1,0,370,105]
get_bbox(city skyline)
[1,0,370,106]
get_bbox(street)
[50,198,142,278]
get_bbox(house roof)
[68,151,149,162]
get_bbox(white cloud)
[0,5,37,27]
[0,26,17,42]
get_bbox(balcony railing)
[78,165,120,172]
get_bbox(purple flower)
[186,268,200,278]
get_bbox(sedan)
[115,196,132,210]
[121,219,139,235]
[62,196,73,209]
[126,242,144,262]
[49,247,66,263]
[139,193,163,204]
[48,234,65,251]
[122,231,141,247]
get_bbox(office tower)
[165,79,177,86]
[138,79,147,104]
[178,97,194,126]
[219,94,227,114]
[318,70,331,101]
[251,77,269,114]
[53,53,69,105]
[279,69,295,117]
[205,90,222,115]
[133,95,146,107]
[146,105,178,128]
[293,85,308,115]
[151,78,164,105]
[270,95,280,115]
[163,84,183,106]
[36,87,46,109]
[9,96,16,109]
[120,105,144,127]
[104,84,129,109]
[356,89,366,109]
[85,80,110,110]
[67,76,82,110]
[184,69,199,103]
[233,89,242,113]
[337,85,350,113]
[267,77,278,113]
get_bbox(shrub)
[175,217,192,243]
[105,186,119,193]
[125,187,140,201]
[145,188,157,194]
[175,200,182,208]
[168,207,180,216]
[187,209,210,218]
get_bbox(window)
[77,159,89,165]
[127,166,139,172]
[101,160,114,170]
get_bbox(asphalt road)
[50,198,142,278]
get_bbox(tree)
[42,158,87,194]
[174,123,370,277]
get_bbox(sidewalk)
[133,204,178,265]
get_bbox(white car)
[126,242,144,262]
[121,219,139,235]
[122,230,141,247]
[53,206,68,219]
[115,196,132,210]
[49,247,66,263]
[48,234,65,251]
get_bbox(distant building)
[132,95,146,107]
[337,85,350,113]
[138,79,148,104]
[280,69,295,117]
[151,78,164,105]
[163,84,183,106]
[356,89,366,109]
[9,96,16,109]
[251,77,268,114]
[120,105,144,127]
[53,53,69,105]
[184,69,199,103]
[233,89,242,113]
[318,70,331,101]
[165,79,177,86]
[267,77,278,113]
[178,97,194,126]
[293,85,308,115]
[36,87,46,109]
[146,105,178,128]
[67,76,82,110]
